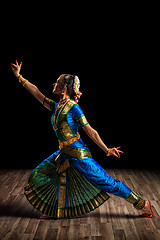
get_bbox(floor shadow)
[0,203,142,219]
[91,212,142,219]
[0,204,38,219]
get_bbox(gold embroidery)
[91,198,100,208]
[77,114,89,127]
[54,154,61,173]
[58,100,76,123]
[63,146,92,159]
[53,100,76,140]
[57,159,70,173]
[59,121,75,140]
[125,191,139,204]
[58,132,80,150]
[133,197,145,210]
[43,97,54,111]
[57,172,67,218]
[57,208,65,218]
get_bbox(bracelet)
[17,74,22,82]
[17,74,28,87]
[22,80,28,87]
[106,148,111,157]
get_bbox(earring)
[61,88,65,95]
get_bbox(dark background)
[2,4,158,169]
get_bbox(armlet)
[77,114,89,127]
[43,96,54,111]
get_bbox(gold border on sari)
[63,146,92,159]
[52,100,77,140]
[58,132,80,150]
[59,121,75,140]
[58,100,76,123]
[57,171,67,218]
[57,159,70,173]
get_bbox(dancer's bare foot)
[38,214,52,219]
[141,200,154,218]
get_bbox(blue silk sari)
[24,98,131,219]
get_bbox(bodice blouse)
[43,97,89,142]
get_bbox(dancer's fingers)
[117,146,121,149]
[114,151,120,158]
[11,63,17,68]
[20,62,22,70]
[118,150,124,153]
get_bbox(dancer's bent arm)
[83,124,123,158]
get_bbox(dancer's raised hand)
[110,146,124,158]
[11,60,22,77]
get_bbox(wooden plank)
[7,218,30,240]
[68,224,81,240]
[0,169,160,239]
[45,226,59,240]
[33,220,50,240]
[24,218,39,234]
[57,226,70,240]
[78,223,91,239]
[99,222,115,240]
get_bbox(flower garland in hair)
[73,76,82,103]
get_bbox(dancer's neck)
[59,94,70,103]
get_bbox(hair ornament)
[74,76,82,103]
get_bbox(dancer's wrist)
[106,148,111,157]
[17,74,28,87]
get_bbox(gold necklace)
[59,97,70,105]
[53,99,70,131]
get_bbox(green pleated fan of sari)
[24,160,110,219]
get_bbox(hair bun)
[73,76,82,103]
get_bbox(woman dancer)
[11,60,154,219]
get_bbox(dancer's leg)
[125,190,145,209]
[72,159,154,217]
[125,190,154,217]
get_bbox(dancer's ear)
[61,84,68,95]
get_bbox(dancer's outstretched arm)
[83,124,123,158]
[11,60,45,104]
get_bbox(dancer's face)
[52,75,64,94]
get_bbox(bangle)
[22,80,28,87]
[106,148,111,157]
[18,74,28,87]
[18,74,22,83]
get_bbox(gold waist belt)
[58,132,80,150]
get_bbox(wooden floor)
[0,169,160,240]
